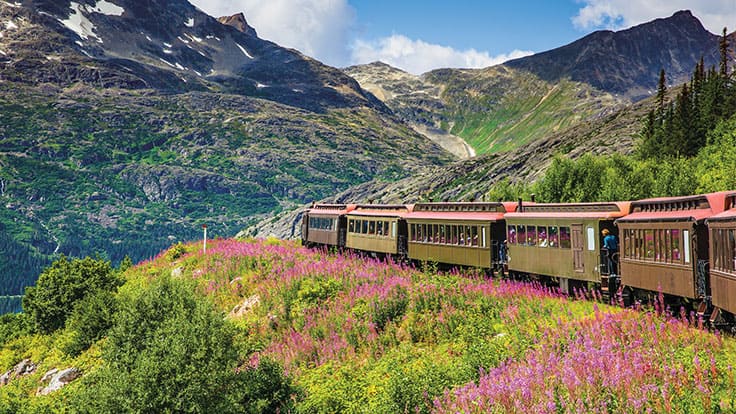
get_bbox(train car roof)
[618,191,734,223]
[706,193,736,222]
[504,202,631,220]
[307,203,356,216]
[347,204,414,218]
[404,201,514,221]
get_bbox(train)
[300,191,736,328]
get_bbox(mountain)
[505,10,721,101]
[346,11,726,156]
[0,0,453,296]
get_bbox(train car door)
[572,224,584,273]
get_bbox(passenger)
[499,239,508,263]
[602,229,618,275]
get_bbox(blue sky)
[190,0,736,74]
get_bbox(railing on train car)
[600,248,619,276]
[697,259,709,298]
[338,228,346,247]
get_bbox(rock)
[0,359,37,386]
[40,368,59,383]
[36,368,81,396]
[171,266,183,278]
[229,294,260,318]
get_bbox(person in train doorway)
[602,229,618,276]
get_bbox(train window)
[527,226,537,246]
[471,226,479,246]
[432,224,438,243]
[384,221,390,237]
[538,227,548,247]
[422,224,428,242]
[587,227,595,251]
[362,220,368,234]
[508,225,517,244]
[451,225,458,244]
[392,222,397,238]
[683,230,690,263]
[377,221,384,236]
[665,230,671,263]
[369,220,375,235]
[517,225,526,246]
[465,226,472,246]
[349,220,355,233]
[409,224,415,241]
[482,227,487,248]
[548,227,558,248]
[644,230,654,259]
[439,225,445,244]
[559,227,571,249]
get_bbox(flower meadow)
[3,238,736,413]
[127,239,736,413]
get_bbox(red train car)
[616,192,731,306]
[706,193,736,321]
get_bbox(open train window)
[527,226,537,246]
[349,220,355,233]
[517,225,526,246]
[559,227,571,249]
[362,220,368,234]
[548,226,558,248]
[507,225,517,244]
[538,227,548,247]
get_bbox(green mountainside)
[0,0,452,296]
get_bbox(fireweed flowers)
[140,239,736,413]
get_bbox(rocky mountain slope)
[247,87,648,239]
[0,0,452,295]
[346,11,727,155]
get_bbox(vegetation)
[22,256,122,334]
[1,239,735,412]
[488,30,736,203]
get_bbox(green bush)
[74,276,297,413]
[22,255,122,333]
[63,289,117,356]
[0,312,32,347]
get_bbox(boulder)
[229,294,260,318]
[0,359,37,386]
[36,368,81,396]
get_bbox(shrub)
[63,290,117,356]
[74,276,297,413]
[22,255,121,333]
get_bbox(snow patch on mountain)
[185,18,194,27]
[5,20,18,30]
[91,0,124,16]
[236,43,253,59]
[59,2,102,43]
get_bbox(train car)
[504,202,631,293]
[706,193,736,321]
[302,203,356,249]
[345,204,412,256]
[404,202,516,270]
[616,192,731,305]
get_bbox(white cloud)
[573,0,736,34]
[189,0,356,66]
[351,35,533,75]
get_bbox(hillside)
[0,0,453,295]
[1,240,734,412]
[346,11,726,156]
[248,87,647,239]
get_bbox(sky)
[188,0,736,75]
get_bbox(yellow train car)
[303,204,356,248]
[345,204,412,255]
[505,202,631,292]
[404,202,516,269]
